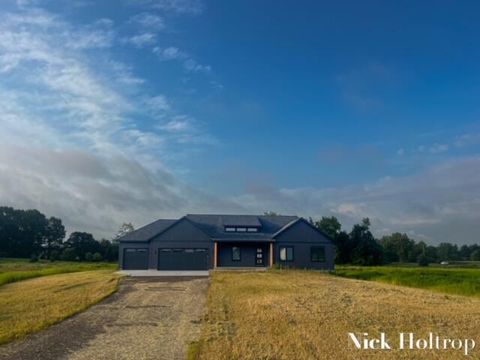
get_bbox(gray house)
[118,214,334,271]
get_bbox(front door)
[255,247,265,266]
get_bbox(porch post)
[213,241,218,269]
[269,242,274,267]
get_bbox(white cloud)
[232,157,480,244]
[154,46,184,60]
[125,32,156,47]
[183,58,211,73]
[145,95,170,112]
[153,46,211,73]
[0,6,222,238]
[129,12,165,30]
[126,0,204,15]
[159,117,191,132]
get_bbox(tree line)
[0,206,127,262]
[310,216,480,266]
[2,206,478,266]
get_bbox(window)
[279,246,294,261]
[224,226,260,232]
[232,247,241,261]
[311,246,326,262]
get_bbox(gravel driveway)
[0,277,209,360]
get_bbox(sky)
[1,0,480,244]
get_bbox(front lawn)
[0,258,117,287]
[192,270,480,360]
[0,270,120,344]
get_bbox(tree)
[18,209,48,257]
[471,249,480,261]
[92,252,103,262]
[263,211,279,216]
[99,239,118,262]
[61,247,77,261]
[42,217,65,259]
[379,233,414,263]
[417,253,429,267]
[437,243,459,262]
[333,231,351,264]
[315,216,341,240]
[0,206,18,257]
[348,218,383,265]
[113,222,135,243]
[65,232,100,261]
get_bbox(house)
[118,214,335,271]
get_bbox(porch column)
[269,242,274,267]
[213,241,218,268]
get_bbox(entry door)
[255,247,265,266]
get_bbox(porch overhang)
[211,238,274,242]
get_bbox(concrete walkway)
[117,270,210,277]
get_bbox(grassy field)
[192,271,480,360]
[0,270,120,345]
[0,258,117,287]
[334,265,480,297]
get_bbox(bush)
[61,247,77,261]
[92,252,103,262]
[29,254,39,263]
[84,252,93,262]
[417,254,429,267]
[471,250,480,261]
[49,250,60,262]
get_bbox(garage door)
[158,248,208,270]
[123,248,149,270]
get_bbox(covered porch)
[213,240,274,268]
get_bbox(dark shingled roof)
[118,214,299,242]
[119,219,177,241]
[186,214,298,239]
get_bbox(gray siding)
[218,242,269,267]
[274,220,334,270]
[149,218,213,269]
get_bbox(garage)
[123,248,149,270]
[158,248,208,270]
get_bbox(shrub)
[49,250,60,262]
[84,252,93,262]
[417,254,429,267]
[92,252,103,262]
[471,250,480,261]
[29,254,39,263]
[61,247,77,261]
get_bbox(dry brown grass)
[0,270,120,344]
[194,270,480,360]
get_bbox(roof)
[118,219,177,242]
[118,214,299,242]
[186,214,298,239]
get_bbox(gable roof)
[118,214,299,242]
[118,218,177,242]
[271,217,333,240]
[185,214,298,240]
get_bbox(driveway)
[0,277,209,360]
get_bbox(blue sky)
[1,0,480,243]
